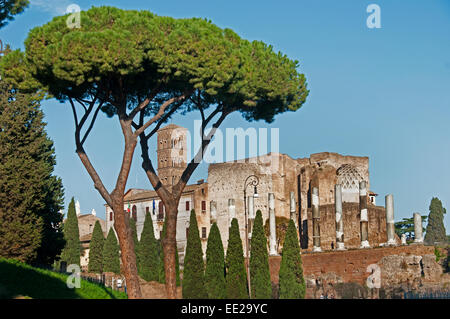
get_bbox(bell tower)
[157,124,188,187]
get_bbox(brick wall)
[269,245,437,285]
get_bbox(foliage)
[225,218,248,299]
[0,78,64,265]
[395,216,427,239]
[182,210,206,299]
[129,217,140,267]
[424,198,447,245]
[88,221,104,273]
[204,222,226,299]
[103,228,120,274]
[0,0,29,28]
[278,219,305,299]
[250,210,272,299]
[158,217,180,286]
[138,211,159,281]
[264,216,290,252]
[1,6,308,124]
[0,257,126,299]
[60,198,80,267]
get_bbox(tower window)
[186,201,190,212]
[110,212,113,221]
[201,201,206,213]
[202,227,207,239]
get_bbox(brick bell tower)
[157,124,188,187]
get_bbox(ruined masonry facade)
[105,124,388,262]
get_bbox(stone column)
[385,194,397,246]
[359,181,370,248]
[335,184,345,250]
[413,213,424,243]
[248,196,255,238]
[312,187,322,252]
[268,193,277,256]
[210,201,217,224]
[290,191,296,223]
[401,234,407,245]
[228,199,235,227]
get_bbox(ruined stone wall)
[268,245,449,298]
[208,153,300,251]
[303,203,387,250]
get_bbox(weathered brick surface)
[269,245,437,285]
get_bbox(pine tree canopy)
[0,6,308,125]
[0,0,29,28]
[250,210,272,299]
[205,222,226,299]
[139,211,159,281]
[278,219,305,299]
[0,77,64,265]
[88,220,104,273]
[182,210,207,299]
[424,197,447,245]
[103,228,120,274]
[226,218,248,299]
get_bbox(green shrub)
[103,229,120,274]
[182,210,207,299]
[226,218,248,299]
[88,221,104,273]
[139,211,159,281]
[278,219,305,299]
[250,210,272,299]
[205,222,226,299]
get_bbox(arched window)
[337,164,364,191]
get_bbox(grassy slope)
[0,258,127,299]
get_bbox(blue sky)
[1,0,449,231]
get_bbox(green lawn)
[0,258,127,299]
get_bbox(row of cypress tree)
[88,210,181,286]
[182,209,305,299]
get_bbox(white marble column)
[228,199,235,227]
[210,200,217,224]
[335,184,345,250]
[290,191,296,223]
[385,194,397,246]
[312,187,322,252]
[268,193,277,256]
[359,181,370,248]
[413,213,424,243]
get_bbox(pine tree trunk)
[112,201,142,299]
[163,203,178,299]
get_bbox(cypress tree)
[60,198,80,267]
[226,218,248,299]
[424,197,447,245]
[129,217,140,268]
[205,222,226,299]
[158,217,180,286]
[182,210,207,299]
[139,211,159,281]
[88,220,104,273]
[0,77,64,265]
[250,210,272,299]
[103,228,120,274]
[279,219,305,299]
